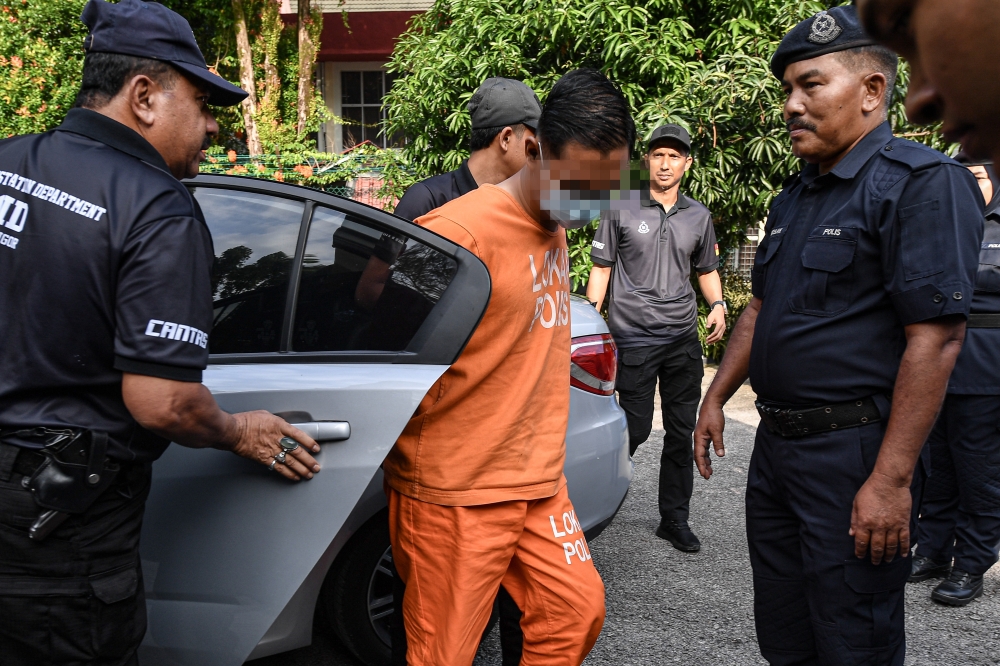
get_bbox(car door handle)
[290,421,351,442]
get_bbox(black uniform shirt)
[0,108,214,462]
[393,159,478,221]
[750,122,982,406]
[591,189,718,348]
[949,193,1000,394]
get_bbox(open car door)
[138,175,490,666]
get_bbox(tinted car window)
[293,206,457,352]
[191,188,304,354]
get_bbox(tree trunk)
[261,0,282,112]
[230,0,261,155]
[296,0,319,136]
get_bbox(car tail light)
[570,334,617,396]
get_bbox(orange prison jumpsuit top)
[383,184,606,665]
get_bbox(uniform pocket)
[90,564,138,604]
[977,246,1000,293]
[789,235,857,316]
[616,347,652,393]
[899,200,944,280]
[751,230,785,297]
[843,556,911,594]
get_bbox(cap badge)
[808,11,842,45]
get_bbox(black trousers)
[747,422,924,666]
[916,393,1000,575]
[0,444,151,666]
[615,333,703,523]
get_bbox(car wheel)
[321,512,393,666]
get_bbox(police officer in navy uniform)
[909,156,1000,606]
[0,1,321,663]
[693,6,982,664]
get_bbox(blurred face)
[535,140,631,228]
[858,0,1000,163]
[646,140,692,192]
[143,73,219,179]
[968,165,994,205]
[781,53,887,169]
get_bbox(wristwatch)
[710,300,728,314]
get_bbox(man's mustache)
[201,137,212,150]
[786,119,817,133]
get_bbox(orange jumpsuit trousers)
[387,483,606,665]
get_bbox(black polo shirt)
[590,189,719,348]
[393,159,478,221]
[950,193,1000,394]
[750,122,982,407]
[0,108,214,462]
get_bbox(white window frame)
[320,61,390,153]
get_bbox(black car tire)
[321,511,394,666]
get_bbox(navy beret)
[770,5,877,80]
[81,0,247,106]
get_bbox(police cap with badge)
[770,5,876,80]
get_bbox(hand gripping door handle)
[290,421,351,442]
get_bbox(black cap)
[467,78,542,131]
[647,124,691,152]
[770,5,876,80]
[82,0,248,107]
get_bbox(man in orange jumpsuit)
[382,68,635,665]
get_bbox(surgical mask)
[537,145,614,229]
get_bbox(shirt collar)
[800,121,894,186]
[640,183,690,212]
[456,159,478,195]
[56,108,172,175]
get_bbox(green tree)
[0,0,88,137]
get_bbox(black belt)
[968,313,1000,328]
[755,396,881,438]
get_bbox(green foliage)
[0,0,325,155]
[0,0,88,137]
[200,143,418,209]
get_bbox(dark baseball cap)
[81,0,248,107]
[770,6,877,80]
[467,78,542,131]
[647,124,691,152]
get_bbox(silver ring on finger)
[268,459,279,472]
[274,451,288,465]
[279,437,300,452]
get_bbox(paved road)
[253,371,1000,665]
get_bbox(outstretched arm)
[586,265,612,310]
[698,269,726,344]
[693,296,760,479]
[850,315,965,565]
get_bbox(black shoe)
[931,569,984,607]
[909,556,952,583]
[655,521,701,553]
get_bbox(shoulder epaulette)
[881,138,943,172]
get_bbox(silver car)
[137,175,631,666]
